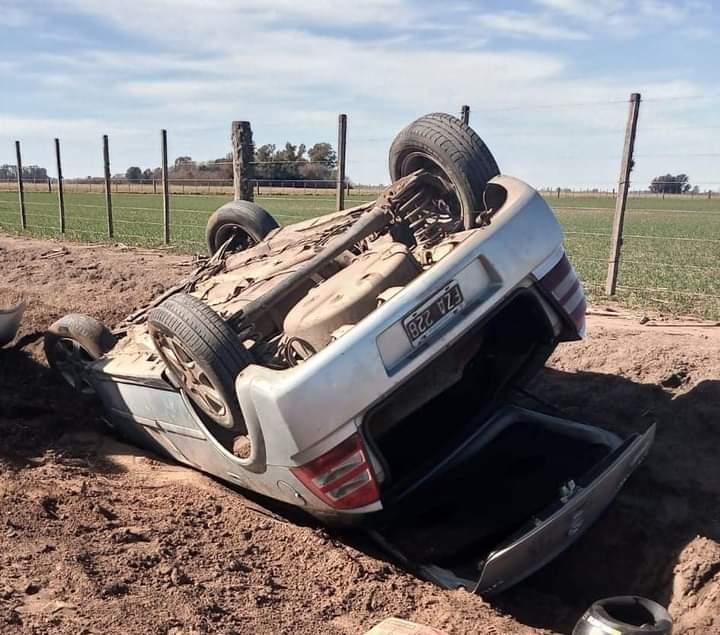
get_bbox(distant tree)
[0,164,48,181]
[255,144,276,164]
[22,165,47,181]
[649,173,691,194]
[125,166,143,181]
[128,143,344,187]
[307,142,337,168]
[0,164,16,180]
[174,156,193,169]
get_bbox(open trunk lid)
[368,406,655,595]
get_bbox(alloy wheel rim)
[53,338,95,394]
[153,330,232,427]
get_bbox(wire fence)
[1,96,720,320]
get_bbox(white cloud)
[639,0,689,21]
[533,0,626,19]
[0,115,144,138]
[475,11,589,40]
[534,0,707,32]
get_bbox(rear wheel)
[45,314,117,394]
[206,200,279,256]
[388,112,499,228]
[147,293,251,430]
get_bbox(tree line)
[1,160,706,195]
[0,164,48,181]
[122,141,339,185]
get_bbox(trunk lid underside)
[367,406,654,594]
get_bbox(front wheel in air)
[206,200,280,256]
[388,112,500,229]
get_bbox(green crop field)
[1,190,719,319]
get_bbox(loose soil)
[1,234,719,634]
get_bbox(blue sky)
[1,0,718,188]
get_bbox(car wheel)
[388,112,500,229]
[572,596,672,635]
[45,314,117,394]
[206,200,279,256]
[147,293,251,430]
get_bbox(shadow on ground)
[0,345,126,473]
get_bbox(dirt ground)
[1,233,719,635]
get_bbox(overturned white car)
[45,114,654,594]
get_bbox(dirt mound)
[2,233,720,634]
[669,537,720,634]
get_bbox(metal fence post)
[15,141,26,230]
[55,138,66,234]
[461,105,470,125]
[336,113,347,212]
[102,134,113,238]
[605,93,641,296]
[161,129,170,244]
[232,121,255,201]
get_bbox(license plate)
[403,282,464,345]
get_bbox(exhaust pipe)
[0,302,25,348]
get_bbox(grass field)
[1,189,719,319]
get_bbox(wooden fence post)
[461,105,470,125]
[15,141,26,230]
[336,113,347,212]
[231,121,255,201]
[605,93,641,296]
[55,138,66,234]
[102,134,113,238]
[161,129,170,244]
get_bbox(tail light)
[538,252,586,336]
[291,433,380,510]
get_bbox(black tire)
[206,200,279,255]
[147,293,251,430]
[388,112,500,228]
[45,314,117,394]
